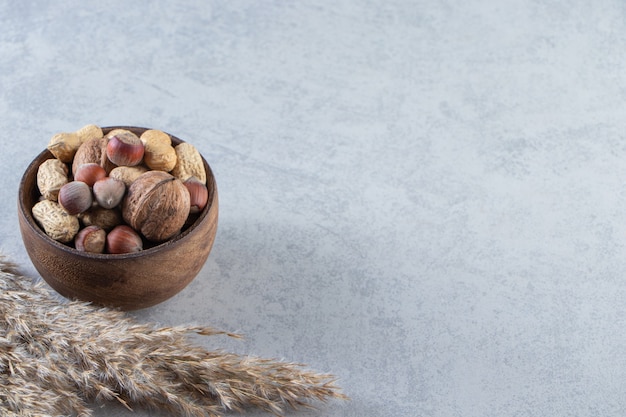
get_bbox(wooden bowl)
[17,126,218,310]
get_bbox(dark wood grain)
[18,126,219,310]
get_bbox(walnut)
[72,137,116,175]
[121,171,190,242]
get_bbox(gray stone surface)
[2,1,626,416]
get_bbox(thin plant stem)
[0,258,346,416]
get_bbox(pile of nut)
[33,124,209,254]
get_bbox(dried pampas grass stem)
[0,258,346,416]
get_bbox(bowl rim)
[18,125,216,260]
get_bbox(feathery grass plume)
[0,258,346,416]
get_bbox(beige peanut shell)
[109,165,149,187]
[76,124,103,143]
[140,129,171,147]
[37,158,69,201]
[47,132,82,163]
[141,130,177,172]
[32,199,80,243]
[146,146,176,172]
[171,143,206,184]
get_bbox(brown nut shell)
[106,133,144,166]
[72,137,116,175]
[74,163,107,187]
[122,171,190,242]
[106,224,143,254]
[93,177,125,209]
[74,225,106,253]
[184,176,209,214]
[58,181,93,215]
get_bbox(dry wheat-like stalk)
[0,258,346,416]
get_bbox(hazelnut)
[74,225,106,253]
[92,177,125,209]
[74,163,107,187]
[183,176,209,214]
[106,132,144,166]
[106,225,143,254]
[122,171,190,242]
[58,181,93,215]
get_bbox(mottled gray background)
[2,1,626,416]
